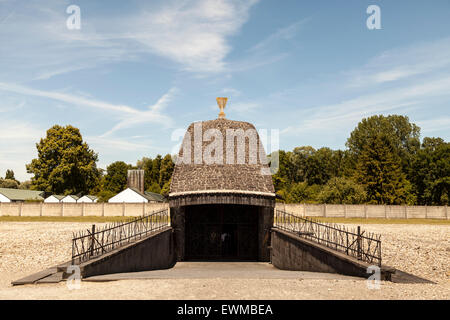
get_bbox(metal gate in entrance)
[185,204,258,261]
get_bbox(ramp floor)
[83,262,365,282]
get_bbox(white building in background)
[44,195,65,203]
[60,195,79,203]
[77,195,98,203]
[108,187,165,203]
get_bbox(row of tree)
[3,114,448,205]
[271,115,449,205]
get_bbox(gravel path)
[0,222,448,299]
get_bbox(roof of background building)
[0,188,44,201]
[82,195,98,201]
[129,187,165,202]
[169,118,275,196]
[47,195,65,200]
[64,195,80,200]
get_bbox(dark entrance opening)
[185,204,259,261]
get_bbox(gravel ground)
[0,222,448,300]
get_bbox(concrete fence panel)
[364,205,386,218]
[145,203,169,214]
[324,204,345,217]
[103,203,124,217]
[20,203,41,217]
[386,206,406,219]
[84,203,103,216]
[304,204,324,217]
[0,203,21,216]
[124,203,145,217]
[62,203,83,217]
[426,206,446,219]
[275,203,305,217]
[344,205,366,218]
[406,206,427,219]
[41,203,63,216]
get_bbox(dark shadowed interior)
[185,204,259,261]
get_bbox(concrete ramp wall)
[270,228,394,280]
[78,227,176,278]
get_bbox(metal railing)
[71,208,169,264]
[274,209,382,266]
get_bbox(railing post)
[357,226,361,260]
[90,224,95,257]
[346,232,349,255]
[71,238,75,265]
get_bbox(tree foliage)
[354,134,412,204]
[273,115,447,205]
[101,161,132,194]
[317,177,366,204]
[409,137,449,205]
[5,169,16,181]
[0,179,19,189]
[26,125,100,195]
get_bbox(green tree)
[96,190,116,203]
[161,180,171,196]
[151,155,162,186]
[18,180,32,190]
[101,161,132,193]
[305,147,341,185]
[410,137,449,205]
[286,182,311,203]
[290,146,316,183]
[317,177,366,204]
[26,125,100,194]
[5,169,16,181]
[286,182,320,203]
[147,182,162,194]
[346,114,421,177]
[271,150,292,192]
[0,179,19,189]
[159,154,174,188]
[354,134,412,204]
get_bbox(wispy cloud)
[0,82,176,135]
[416,116,450,133]
[282,75,450,137]
[346,37,450,87]
[127,0,260,73]
[0,82,138,114]
[101,87,177,137]
[0,0,260,80]
[248,19,308,53]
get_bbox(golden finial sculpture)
[216,97,227,119]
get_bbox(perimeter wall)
[0,202,447,219]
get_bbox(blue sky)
[0,0,449,181]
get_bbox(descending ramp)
[12,209,176,285]
[271,210,396,280]
[69,208,176,278]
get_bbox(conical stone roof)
[169,118,275,197]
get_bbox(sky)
[0,0,449,181]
